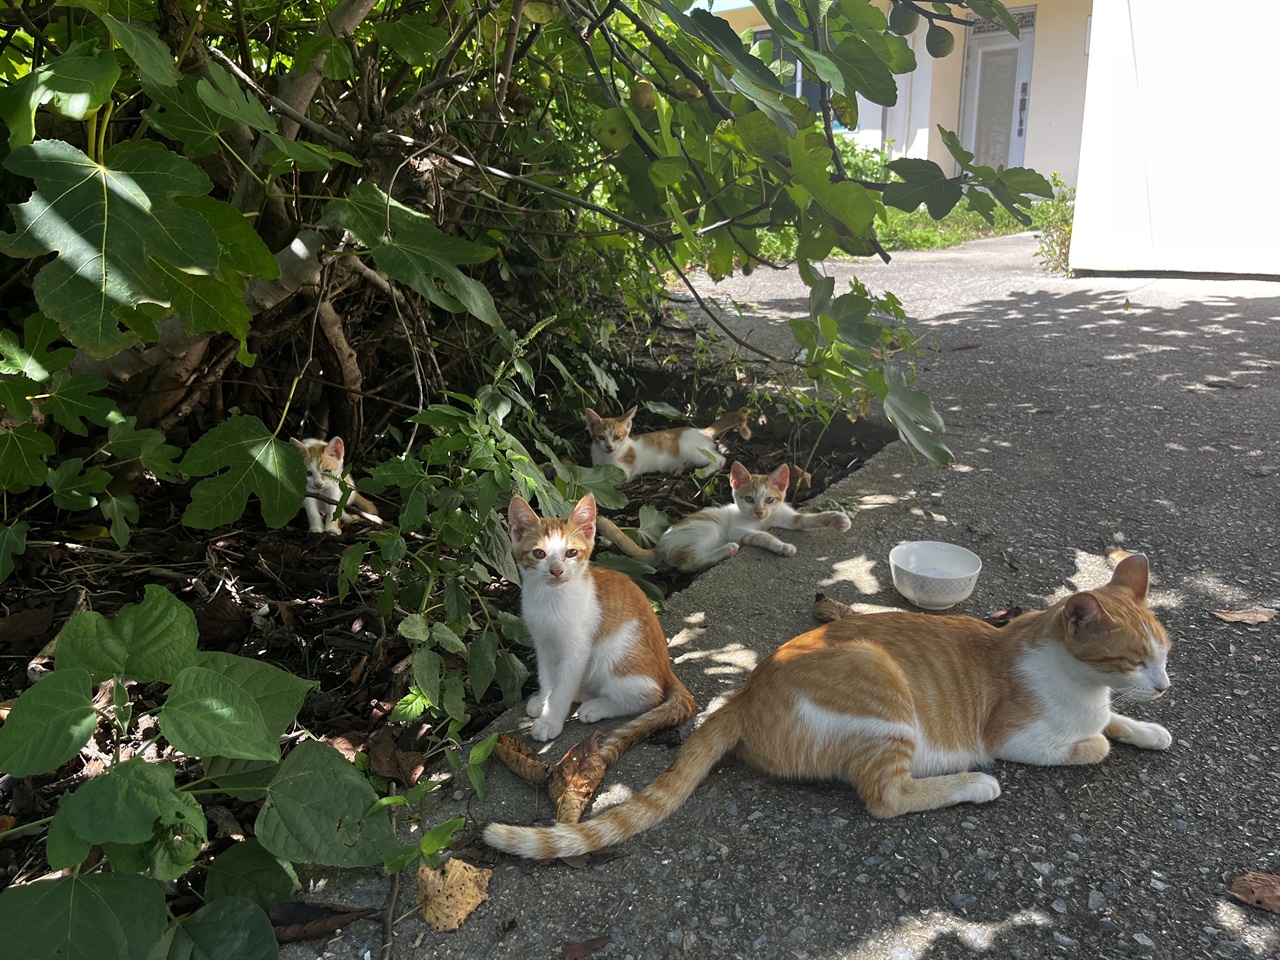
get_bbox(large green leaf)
[178,196,280,279]
[113,583,200,683]
[256,740,395,866]
[336,181,500,328]
[374,16,449,68]
[197,651,317,738]
[152,258,252,340]
[160,896,279,960]
[41,370,117,436]
[142,74,234,156]
[100,491,141,548]
[102,14,181,87]
[45,807,92,870]
[160,666,281,761]
[0,44,120,149]
[788,137,877,236]
[54,611,126,681]
[828,36,898,106]
[0,313,75,379]
[197,62,276,132]
[0,521,30,580]
[0,669,96,776]
[0,873,167,960]
[107,416,182,480]
[180,415,307,529]
[0,140,218,357]
[203,839,299,908]
[59,757,203,845]
[876,363,953,465]
[883,158,963,218]
[0,422,54,489]
[45,458,112,510]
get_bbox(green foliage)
[0,586,364,959]
[180,415,307,529]
[1033,172,1076,275]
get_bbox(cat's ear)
[768,463,791,492]
[289,438,307,454]
[585,408,602,430]
[1108,553,1149,602]
[569,494,597,541]
[729,461,751,490]
[325,437,344,460]
[508,497,540,544]
[620,406,637,424]
[1062,592,1114,635]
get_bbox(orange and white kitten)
[585,406,750,481]
[595,462,851,573]
[507,494,696,756]
[289,436,379,534]
[485,555,1173,858]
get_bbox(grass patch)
[877,203,1030,251]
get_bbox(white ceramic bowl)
[889,541,982,610]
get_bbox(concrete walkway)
[285,236,1280,960]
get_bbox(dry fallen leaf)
[1209,608,1277,625]
[417,858,492,932]
[812,592,855,623]
[267,901,377,943]
[558,934,612,959]
[1228,872,1280,915]
[982,606,1025,628]
[494,733,550,789]
[549,730,607,825]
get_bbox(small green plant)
[1032,172,1076,275]
[0,585,401,957]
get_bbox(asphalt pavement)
[283,235,1280,960]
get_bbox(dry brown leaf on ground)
[417,858,492,932]
[494,733,550,788]
[813,593,855,623]
[267,901,377,943]
[1228,872,1280,915]
[367,726,401,780]
[558,934,612,959]
[1209,607,1277,625]
[550,730,606,825]
[982,606,1025,628]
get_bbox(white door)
[959,7,1037,169]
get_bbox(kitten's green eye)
[532,549,546,559]
[566,549,578,558]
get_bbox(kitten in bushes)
[507,494,696,757]
[585,406,750,481]
[595,462,851,573]
[485,555,1173,858]
[290,437,379,534]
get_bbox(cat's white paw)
[324,521,342,535]
[778,542,797,558]
[530,714,564,742]
[526,693,548,718]
[1126,721,1172,751]
[576,699,611,723]
[824,513,852,531]
[726,542,740,557]
[308,523,326,534]
[957,773,1002,806]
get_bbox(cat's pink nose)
[549,565,564,577]
[1154,682,1170,696]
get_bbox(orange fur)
[584,407,750,481]
[484,556,1173,858]
[507,494,696,758]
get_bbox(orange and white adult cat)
[585,406,750,481]
[289,437,379,534]
[485,555,1173,858]
[596,462,850,573]
[508,494,695,759]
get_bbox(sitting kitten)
[595,462,851,573]
[585,406,750,481]
[507,493,696,756]
[485,555,1173,858]
[289,436,379,534]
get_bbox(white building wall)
[1071,1,1280,274]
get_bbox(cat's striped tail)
[599,678,697,766]
[700,410,752,440]
[595,516,661,565]
[482,698,742,859]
